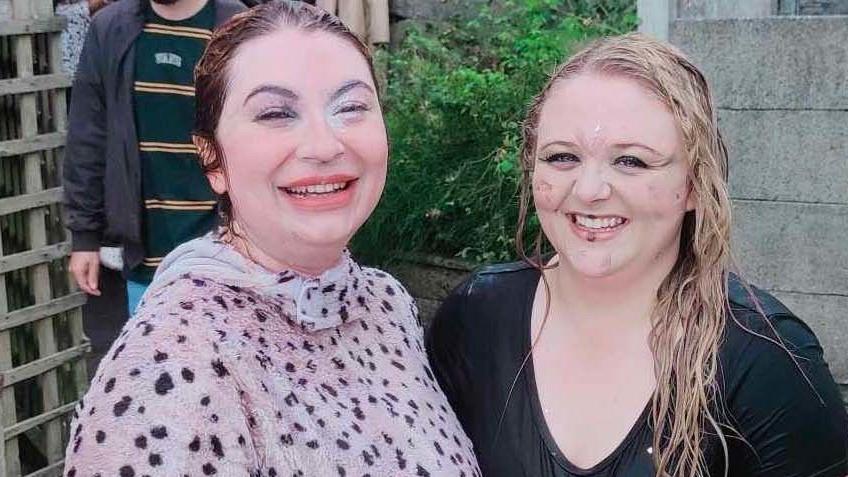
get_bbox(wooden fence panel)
[0,1,88,475]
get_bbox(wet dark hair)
[193,0,378,232]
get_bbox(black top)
[426,262,848,477]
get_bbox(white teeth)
[286,182,348,195]
[574,214,624,229]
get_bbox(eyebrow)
[538,140,665,157]
[613,142,664,157]
[329,79,374,103]
[538,140,578,152]
[242,80,375,106]
[243,84,298,105]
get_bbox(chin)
[560,247,621,278]
[292,224,357,249]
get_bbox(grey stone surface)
[670,16,848,109]
[769,289,848,385]
[677,0,776,18]
[799,0,848,15]
[390,0,488,21]
[415,297,442,329]
[387,260,470,301]
[730,200,848,296]
[0,0,12,20]
[637,0,673,39]
[720,109,848,204]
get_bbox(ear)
[193,134,227,195]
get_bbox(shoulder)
[447,260,539,311]
[429,260,538,336]
[724,274,822,359]
[89,0,140,30]
[719,276,848,472]
[83,0,142,51]
[214,0,247,23]
[135,274,257,338]
[361,266,412,298]
[360,266,418,316]
[720,275,841,416]
[127,276,220,338]
[86,276,237,395]
[465,260,539,297]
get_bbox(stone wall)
[795,0,848,14]
[386,256,473,326]
[640,2,848,399]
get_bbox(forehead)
[537,73,681,149]
[226,27,374,97]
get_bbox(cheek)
[343,124,389,175]
[532,170,571,212]
[644,177,691,218]
[221,130,289,180]
[217,147,288,216]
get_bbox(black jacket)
[62,0,245,272]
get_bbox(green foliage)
[352,0,638,265]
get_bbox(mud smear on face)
[533,179,555,208]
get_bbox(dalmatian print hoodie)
[63,233,480,477]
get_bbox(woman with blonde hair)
[427,33,847,476]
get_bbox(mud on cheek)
[532,177,570,212]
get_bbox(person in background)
[63,0,244,315]
[62,2,479,476]
[427,33,848,477]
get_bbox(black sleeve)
[63,18,108,252]
[425,277,474,430]
[723,312,848,476]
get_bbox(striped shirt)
[129,0,217,283]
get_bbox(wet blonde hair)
[516,33,733,476]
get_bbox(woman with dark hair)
[63,2,479,476]
[427,33,848,476]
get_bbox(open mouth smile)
[283,180,354,196]
[567,213,628,242]
[279,175,358,210]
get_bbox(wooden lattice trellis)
[0,1,89,476]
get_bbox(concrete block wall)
[638,6,848,393]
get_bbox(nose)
[572,163,612,203]
[295,114,345,163]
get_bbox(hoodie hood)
[146,233,374,332]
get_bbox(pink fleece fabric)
[63,236,479,477]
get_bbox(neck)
[545,250,679,328]
[226,227,345,278]
[149,0,207,21]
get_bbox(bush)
[352,0,638,265]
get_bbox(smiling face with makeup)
[532,72,694,280]
[206,28,387,274]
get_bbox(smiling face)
[532,73,694,280]
[208,28,387,272]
